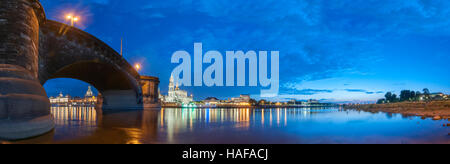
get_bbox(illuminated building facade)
[160,75,194,104]
[49,86,97,106]
[49,92,70,105]
[231,95,251,104]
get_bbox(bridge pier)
[101,90,143,111]
[0,0,54,140]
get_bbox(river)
[5,107,449,144]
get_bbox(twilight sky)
[41,0,450,103]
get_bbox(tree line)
[377,88,431,104]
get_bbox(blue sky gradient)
[41,0,450,103]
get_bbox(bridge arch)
[0,1,160,140]
[38,20,143,110]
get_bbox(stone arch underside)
[38,20,143,110]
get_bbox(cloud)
[294,89,334,95]
[40,0,450,101]
[344,89,384,95]
[345,89,367,93]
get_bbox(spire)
[169,75,174,92]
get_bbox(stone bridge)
[0,0,159,140]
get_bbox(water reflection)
[7,107,449,144]
[160,108,327,131]
[51,106,97,125]
[50,106,98,141]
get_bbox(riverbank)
[343,100,450,120]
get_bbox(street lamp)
[66,15,79,26]
[135,64,141,72]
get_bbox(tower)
[85,86,94,98]
[168,75,174,96]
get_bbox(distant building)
[418,92,448,101]
[430,92,446,100]
[85,86,94,97]
[231,94,251,103]
[160,75,193,104]
[70,86,97,106]
[229,94,251,106]
[203,97,220,105]
[258,100,267,105]
[49,92,70,105]
[49,86,97,106]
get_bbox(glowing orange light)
[135,64,141,71]
[66,14,80,26]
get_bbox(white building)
[50,87,97,106]
[231,94,251,103]
[49,92,70,105]
[160,75,194,104]
[85,86,94,98]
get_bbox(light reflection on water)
[11,107,450,144]
[51,106,98,140]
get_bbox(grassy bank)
[343,100,450,120]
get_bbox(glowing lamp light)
[66,14,80,26]
[135,64,141,71]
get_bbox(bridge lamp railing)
[66,15,79,27]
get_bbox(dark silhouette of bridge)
[0,0,159,140]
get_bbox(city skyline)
[42,0,450,103]
[1,0,449,146]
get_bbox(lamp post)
[66,15,79,26]
[135,64,141,72]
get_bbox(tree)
[377,98,386,104]
[392,94,399,102]
[410,91,416,101]
[258,99,267,106]
[416,91,421,95]
[415,91,422,101]
[249,99,257,106]
[423,88,430,95]
[423,88,430,100]
[385,92,393,103]
[400,90,411,101]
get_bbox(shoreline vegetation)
[345,88,450,120]
[344,100,450,120]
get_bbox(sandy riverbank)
[343,100,450,120]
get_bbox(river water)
[6,107,449,144]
